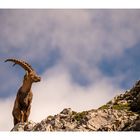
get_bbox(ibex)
[5,58,41,126]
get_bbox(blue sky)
[1,10,140,130]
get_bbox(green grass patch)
[112,104,130,110]
[73,111,88,122]
[99,103,130,110]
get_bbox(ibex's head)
[5,58,41,83]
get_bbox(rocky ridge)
[11,81,140,131]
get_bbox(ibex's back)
[5,58,41,126]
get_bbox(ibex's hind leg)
[12,108,22,125]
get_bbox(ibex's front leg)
[21,111,24,123]
[23,106,31,122]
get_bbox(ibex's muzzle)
[34,76,41,82]
[38,76,41,82]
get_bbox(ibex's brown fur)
[5,58,41,126]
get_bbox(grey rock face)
[11,81,140,131]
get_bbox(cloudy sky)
[1,10,140,131]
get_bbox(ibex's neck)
[21,78,32,93]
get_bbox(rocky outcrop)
[11,81,140,131]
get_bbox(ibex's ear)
[25,71,29,76]
[24,71,28,80]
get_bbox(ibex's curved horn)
[5,58,34,72]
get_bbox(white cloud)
[1,10,140,62]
